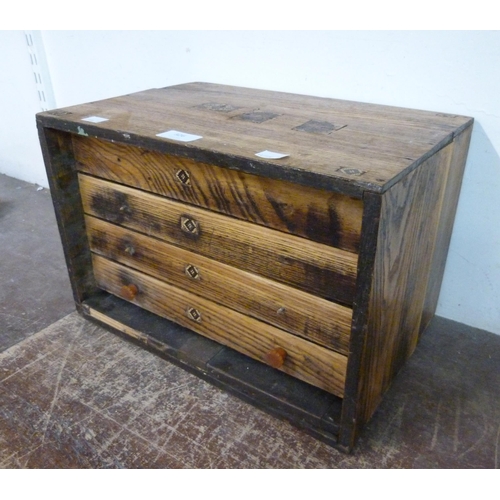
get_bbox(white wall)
[2,30,499,335]
[0,31,49,187]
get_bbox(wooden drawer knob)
[119,203,131,214]
[124,244,135,256]
[264,347,287,368]
[120,283,138,300]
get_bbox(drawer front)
[91,254,348,397]
[79,174,358,305]
[73,135,363,253]
[86,215,353,354]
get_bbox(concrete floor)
[1,173,499,468]
[0,174,74,351]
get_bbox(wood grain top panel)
[37,82,473,195]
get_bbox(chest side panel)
[355,141,456,427]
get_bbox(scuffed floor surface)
[1,312,499,468]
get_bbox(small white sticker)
[255,150,289,159]
[81,116,109,123]
[156,130,203,142]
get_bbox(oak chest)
[37,83,473,452]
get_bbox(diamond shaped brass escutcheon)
[180,216,199,235]
[187,307,202,323]
[175,169,191,186]
[185,264,201,280]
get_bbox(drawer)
[74,135,363,252]
[79,174,359,305]
[85,215,353,354]
[91,254,348,397]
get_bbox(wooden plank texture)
[338,191,382,449]
[355,142,455,425]
[74,135,363,252]
[36,128,97,307]
[419,126,473,333]
[91,254,348,397]
[79,174,359,304]
[36,83,473,195]
[85,216,353,353]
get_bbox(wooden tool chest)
[37,82,473,452]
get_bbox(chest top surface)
[37,82,473,196]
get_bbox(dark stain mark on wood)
[149,220,163,234]
[264,194,298,234]
[275,257,355,305]
[265,192,344,248]
[294,120,341,134]
[90,190,131,225]
[206,179,232,215]
[337,167,366,177]
[196,102,241,113]
[241,182,266,224]
[306,205,342,249]
[90,232,109,255]
[233,111,280,123]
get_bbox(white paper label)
[255,150,289,159]
[156,130,203,142]
[81,116,109,123]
